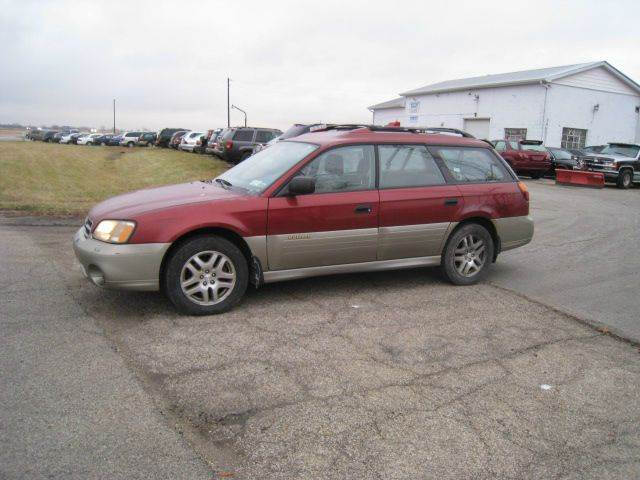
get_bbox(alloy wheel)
[453,234,486,277]
[180,250,236,305]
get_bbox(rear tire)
[240,151,252,162]
[529,172,541,179]
[127,142,134,148]
[617,169,632,189]
[441,223,494,286]
[164,236,248,315]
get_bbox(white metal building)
[368,61,640,148]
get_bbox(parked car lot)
[178,131,204,152]
[120,131,143,147]
[547,146,578,171]
[213,126,282,163]
[3,176,640,478]
[136,132,157,147]
[580,142,640,188]
[493,139,551,178]
[169,130,188,149]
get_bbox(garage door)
[463,119,490,139]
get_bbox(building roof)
[400,61,640,96]
[367,97,406,110]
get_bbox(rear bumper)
[72,228,170,291]
[492,215,534,252]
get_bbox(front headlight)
[93,220,136,243]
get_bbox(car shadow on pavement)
[76,266,445,322]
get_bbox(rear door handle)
[354,204,372,214]
[444,198,459,206]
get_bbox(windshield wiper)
[215,178,233,189]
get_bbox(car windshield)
[215,141,318,194]
[280,125,309,140]
[550,148,572,159]
[521,143,546,152]
[599,144,639,158]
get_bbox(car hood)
[585,154,630,162]
[88,181,245,221]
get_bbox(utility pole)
[113,99,116,133]
[227,78,230,127]
[231,105,247,127]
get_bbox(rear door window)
[378,145,445,188]
[255,130,276,143]
[233,130,254,142]
[431,147,509,183]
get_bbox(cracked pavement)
[2,180,640,479]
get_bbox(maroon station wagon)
[73,125,534,315]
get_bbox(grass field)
[0,141,230,215]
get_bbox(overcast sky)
[2,0,639,131]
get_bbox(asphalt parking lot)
[2,180,640,479]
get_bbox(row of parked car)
[26,124,638,188]
[488,138,639,189]
[27,129,158,147]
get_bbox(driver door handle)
[354,204,372,214]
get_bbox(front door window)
[297,145,375,193]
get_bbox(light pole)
[231,104,247,127]
[113,99,116,133]
[227,78,230,127]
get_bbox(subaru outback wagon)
[73,125,533,315]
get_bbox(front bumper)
[72,227,170,291]
[585,167,618,178]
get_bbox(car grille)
[583,156,614,170]
[83,218,93,238]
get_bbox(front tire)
[529,172,542,179]
[617,169,632,189]
[164,236,248,315]
[441,223,494,286]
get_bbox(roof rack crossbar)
[422,127,476,138]
[310,124,476,138]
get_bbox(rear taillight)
[225,140,233,150]
[517,181,529,201]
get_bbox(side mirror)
[288,176,315,195]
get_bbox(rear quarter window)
[432,147,509,183]
[233,130,254,142]
[255,130,276,143]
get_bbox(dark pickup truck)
[492,139,551,179]
[579,143,640,189]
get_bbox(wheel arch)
[447,217,501,262]
[159,226,255,291]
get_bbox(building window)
[561,128,587,150]
[409,101,420,113]
[409,115,418,123]
[504,128,527,142]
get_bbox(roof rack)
[310,124,476,138]
[421,127,475,138]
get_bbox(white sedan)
[77,134,101,145]
[178,131,204,152]
[59,133,75,144]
